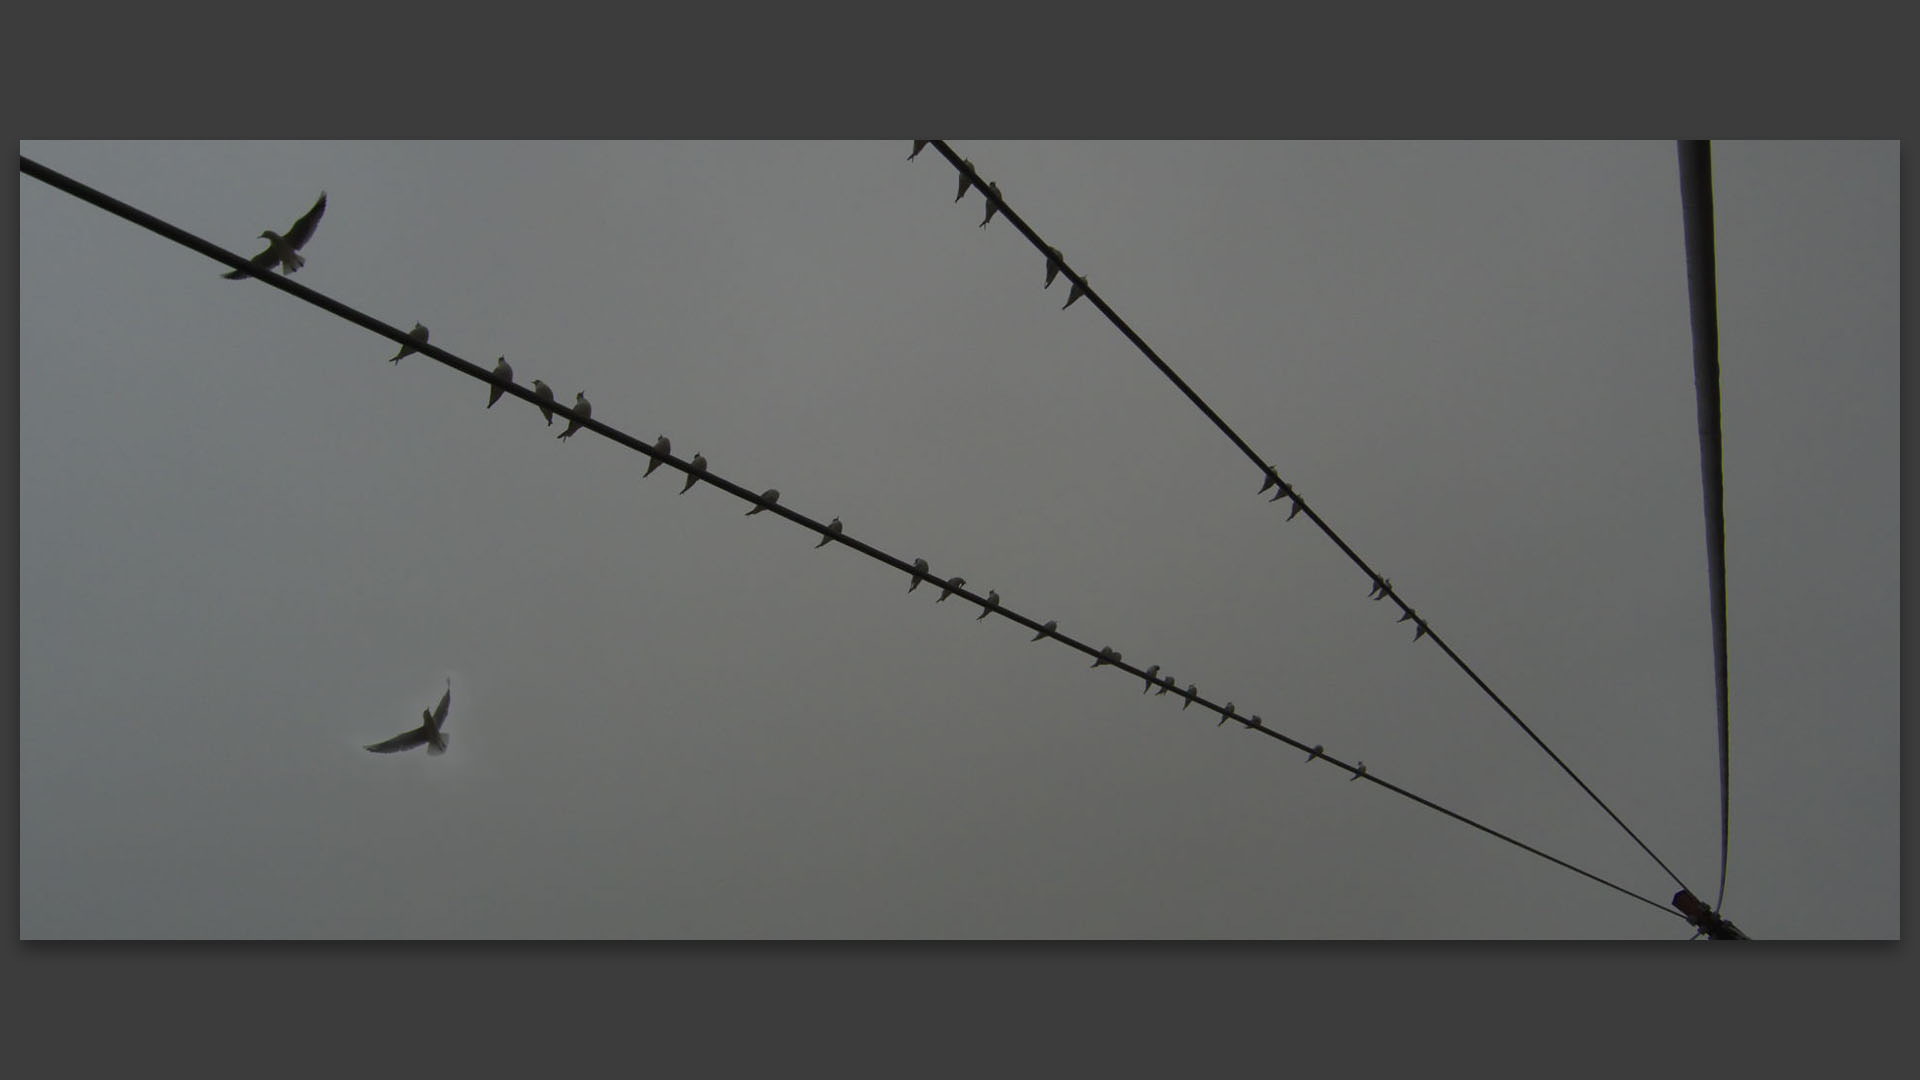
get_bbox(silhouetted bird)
[644,435,671,476]
[815,517,843,548]
[1217,702,1236,726]
[366,679,452,755]
[1043,247,1065,289]
[954,160,975,202]
[488,357,513,408]
[531,379,555,425]
[936,576,966,602]
[1063,276,1088,309]
[224,192,327,279]
[1305,745,1324,762]
[978,182,1002,228]
[1091,647,1120,668]
[1030,620,1057,641]
[976,590,998,620]
[1368,576,1392,601]
[679,453,707,493]
[1141,664,1160,692]
[909,141,928,160]
[387,323,428,364]
[1350,762,1367,781]
[557,392,591,439]
[746,489,780,516]
[907,558,930,592]
[1181,683,1198,709]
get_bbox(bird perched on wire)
[1030,620,1057,641]
[1285,492,1306,521]
[936,576,966,602]
[909,140,928,160]
[978,182,1002,228]
[1141,664,1160,692]
[679,453,708,493]
[644,435,671,477]
[223,192,327,279]
[1043,247,1066,289]
[746,489,780,516]
[1368,575,1392,601]
[976,590,999,620]
[1217,702,1236,727]
[954,160,975,202]
[1091,647,1120,668]
[1305,745,1324,762]
[1063,276,1088,310]
[530,379,555,425]
[1181,684,1198,709]
[387,323,429,364]
[907,558,930,593]
[557,392,591,439]
[815,517,843,548]
[1350,762,1367,781]
[488,357,513,408]
[365,678,452,756]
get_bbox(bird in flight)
[366,679,452,755]
[387,323,429,364]
[558,392,591,439]
[223,192,327,279]
[530,379,556,425]
[488,357,513,408]
[644,435,671,477]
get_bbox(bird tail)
[428,734,450,756]
[285,252,305,274]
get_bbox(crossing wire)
[922,140,1698,900]
[19,152,1691,926]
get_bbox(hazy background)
[18,140,1898,938]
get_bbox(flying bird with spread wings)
[223,192,327,279]
[366,679,452,755]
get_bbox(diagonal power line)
[19,152,1692,925]
[920,140,1698,899]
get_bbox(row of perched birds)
[228,178,1370,778]
[916,141,1434,647]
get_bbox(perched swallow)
[907,558,930,592]
[815,517,843,548]
[1247,715,1264,730]
[1030,620,1057,641]
[1285,493,1305,520]
[1043,247,1065,289]
[1063,276,1088,310]
[954,160,975,202]
[1268,480,1294,503]
[1141,664,1161,692]
[936,577,966,602]
[1368,576,1392,601]
[387,323,429,364]
[679,453,708,493]
[1091,647,1119,668]
[224,192,327,279]
[644,435,671,476]
[1217,702,1236,726]
[1181,684,1198,709]
[1350,762,1367,781]
[1259,470,1277,494]
[1411,619,1430,642]
[909,140,928,160]
[978,182,1002,227]
[1305,745,1324,762]
[366,678,452,755]
[1153,677,1172,696]
[745,489,780,515]
[557,392,591,439]
[530,380,555,425]
[488,357,513,408]
[976,590,998,620]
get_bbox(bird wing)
[366,726,431,753]
[432,683,452,727]
[282,192,328,250]
[222,246,281,279]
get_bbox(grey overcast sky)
[18,140,1897,939]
